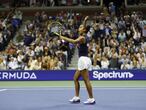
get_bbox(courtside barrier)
[0,70,146,81]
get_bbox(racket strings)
[48,21,65,37]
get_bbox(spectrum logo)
[93,71,134,80]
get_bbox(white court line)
[0,89,7,92]
[2,87,146,91]
[0,85,146,89]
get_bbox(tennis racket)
[48,21,64,37]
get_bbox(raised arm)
[132,23,136,32]
[54,32,84,44]
[82,16,89,28]
[53,16,88,44]
[61,35,84,44]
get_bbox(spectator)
[132,24,141,45]
[120,60,132,69]
[109,49,119,69]
[92,52,101,69]
[118,17,126,30]
[7,56,19,69]
[131,56,140,69]
[118,30,127,42]
[139,20,146,40]
[140,54,146,69]
[0,57,6,70]
[108,2,116,16]
[101,56,109,69]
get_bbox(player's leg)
[69,70,81,103]
[80,69,95,104]
[80,69,93,98]
[74,70,81,97]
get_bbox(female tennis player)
[55,16,95,104]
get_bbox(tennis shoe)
[83,98,96,105]
[69,96,80,103]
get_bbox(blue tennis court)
[0,87,146,110]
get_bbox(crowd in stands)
[87,4,146,69]
[0,2,146,70]
[1,0,146,8]
[0,10,79,70]
[10,0,100,7]
[127,0,146,5]
[0,9,22,69]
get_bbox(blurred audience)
[1,2,146,70]
[87,6,146,70]
[0,0,101,7]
